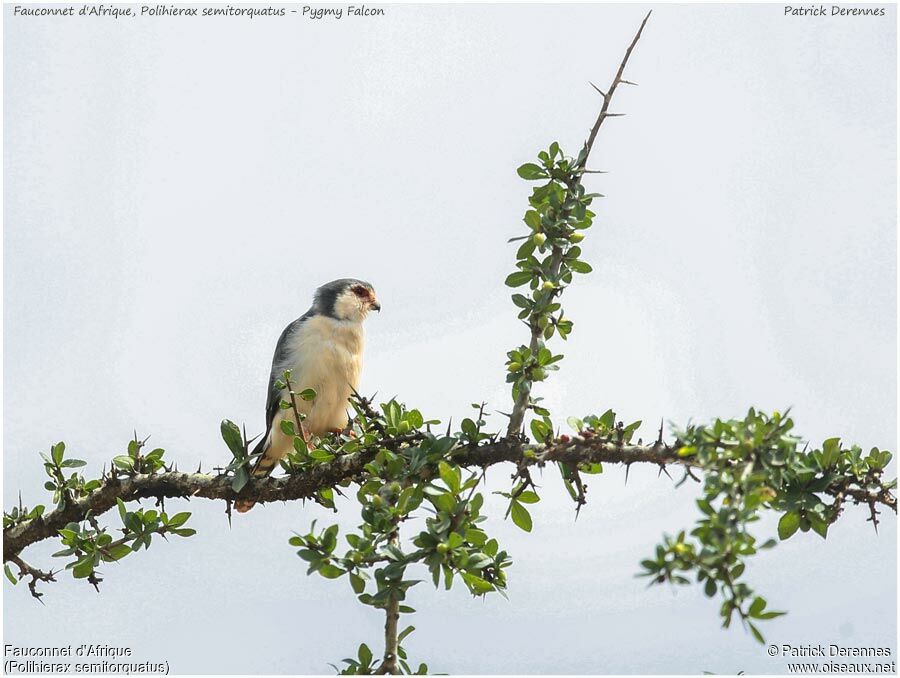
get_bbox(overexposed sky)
[3,3,896,674]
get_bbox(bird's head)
[315,278,381,323]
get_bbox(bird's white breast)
[277,315,365,436]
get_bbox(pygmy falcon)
[235,278,380,512]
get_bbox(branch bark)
[377,532,402,675]
[6,433,894,563]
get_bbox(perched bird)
[235,278,380,513]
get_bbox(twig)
[9,555,56,601]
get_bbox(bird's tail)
[234,436,279,513]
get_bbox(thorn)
[656,418,664,446]
[620,79,639,86]
[658,464,672,480]
[624,462,632,486]
[196,461,202,473]
[604,112,626,117]
[226,500,233,528]
[589,81,607,98]
[867,500,879,534]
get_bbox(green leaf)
[462,572,494,594]
[358,644,373,667]
[509,501,533,532]
[460,418,478,440]
[167,512,191,528]
[505,271,533,288]
[220,420,245,458]
[5,564,17,585]
[72,557,93,579]
[51,442,66,465]
[748,621,766,644]
[319,564,345,579]
[523,210,541,230]
[809,516,828,539]
[569,260,593,274]
[511,293,530,309]
[778,511,801,540]
[517,163,546,180]
[748,597,766,617]
[170,528,196,537]
[530,419,550,443]
[350,573,365,594]
[438,461,461,494]
[821,437,841,468]
[232,468,250,493]
[112,455,134,471]
[103,544,133,562]
[298,388,317,401]
[516,491,540,504]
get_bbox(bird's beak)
[370,300,381,312]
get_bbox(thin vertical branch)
[378,587,401,675]
[506,11,651,439]
[506,248,564,438]
[581,11,652,164]
[377,528,401,674]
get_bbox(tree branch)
[505,10,651,438]
[8,554,56,601]
[6,433,894,563]
[581,10,651,162]
[377,532,402,675]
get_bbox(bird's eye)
[351,285,368,297]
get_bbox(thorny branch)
[8,555,56,601]
[6,431,894,564]
[505,11,651,439]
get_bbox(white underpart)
[264,314,365,464]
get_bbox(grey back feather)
[252,308,314,456]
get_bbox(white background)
[3,3,896,674]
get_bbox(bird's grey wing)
[253,310,314,456]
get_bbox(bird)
[235,278,380,513]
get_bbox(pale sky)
[3,3,896,674]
